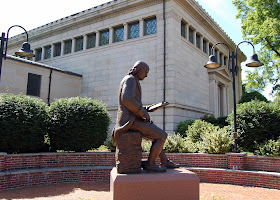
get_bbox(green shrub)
[185,120,217,143]
[185,120,233,154]
[142,139,152,152]
[254,137,280,157]
[175,119,195,137]
[164,133,197,153]
[48,97,111,152]
[0,93,48,153]
[238,91,268,104]
[104,136,116,152]
[201,115,228,128]
[199,127,234,154]
[227,100,280,152]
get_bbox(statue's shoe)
[142,161,166,172]
[161,160,180,169]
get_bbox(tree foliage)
[227,100,280,152]
[233,0,280,96]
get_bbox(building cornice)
[8,0,162,48]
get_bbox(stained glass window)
[203,39,207,53]
[64,39,72,54]
[75,36,83,52]
[196,34,201,49]
[189,27,194,44]
[144,17,157,35]
[87,33,96,49]
[114,26,124,43]
[44,45,51,59]
[54,43,61,57]
[181,21,186,38]
[128,22,139,39]
[35,48,42,61]
[100,29,109,46]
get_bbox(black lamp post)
[204,41,263,152]
[0,25,35,83]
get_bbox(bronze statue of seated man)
[112,61,179,172]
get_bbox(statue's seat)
[115,131,142,174]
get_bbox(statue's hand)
[144,105,151,110]
[143,109,150,121]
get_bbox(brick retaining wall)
[1,152,115,171]
[1,152,279,172]
[0,152,279,190]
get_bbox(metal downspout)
[163,0,166,131]
[47,69,53,106]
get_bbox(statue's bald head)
[128,61,150,76]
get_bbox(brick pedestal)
[110,167,200,200]
[115,131,142,174]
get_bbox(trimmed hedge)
[48,97,111,152]
[0,93,48,153]
[227,100,280,152]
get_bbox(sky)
[0,0,272,100]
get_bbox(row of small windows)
[34,17,157,61]
[181,21,229,67]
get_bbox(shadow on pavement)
[0,181,110,200]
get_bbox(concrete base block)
[110,167,200,200]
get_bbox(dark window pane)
[128,22,139,39]
[87,33,96,49]
[220,53,223,64]
[100,30,109,46]
[196,34,201,48]
[144,17,157,35]
[54,43,61,57]
[26,73,41,97]
[64,40,72,54]
[203,39,207,53]
[181,21,186,38]
[35,48,42,61]
[209,44,213,55]
[189,27,194,44]
[44,45,51,59]
[215,49,218,60]
[114,26,124,42]
[75,36,83,52]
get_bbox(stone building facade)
[7,0,246,132]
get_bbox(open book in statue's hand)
[146,101,169,112]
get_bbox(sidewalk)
[0,181,280,200]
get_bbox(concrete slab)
[110,167,200,200]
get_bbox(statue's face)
[137,67,149,80]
